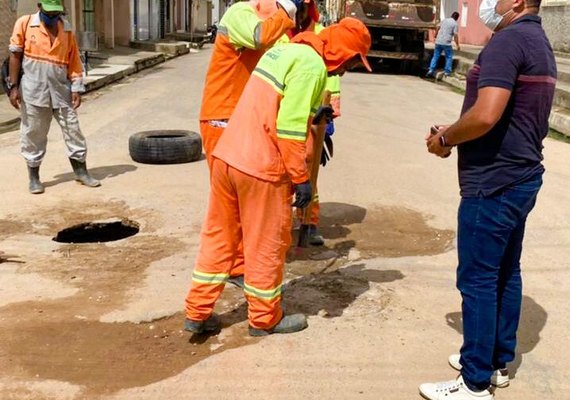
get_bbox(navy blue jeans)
[457,173,542,391]
[428,44,453,75]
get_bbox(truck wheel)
[129,130,203,164]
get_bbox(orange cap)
[318,18,372,72]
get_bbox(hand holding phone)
[427,124,452,158]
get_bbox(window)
[83,0,95,31]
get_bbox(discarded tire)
[129,130,202,164]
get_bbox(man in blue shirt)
[426,12,460,78]
[420,0,556,397]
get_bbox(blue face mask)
[40,11,61,27]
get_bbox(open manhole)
[53,218,140,244]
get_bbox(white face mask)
[479,0,509,31]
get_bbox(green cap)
[40,0,64,12]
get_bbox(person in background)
[426,11,460,78]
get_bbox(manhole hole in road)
[53,218,140,243]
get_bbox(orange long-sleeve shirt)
[199,2,294,121]
[213,37,327,185]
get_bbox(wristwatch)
[439,135,452,148]
[6,81,18,91]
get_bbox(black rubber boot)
[69,158,101,187]
[308,224,325,246]
[27,166,45,194]
[248,314,308,337]
[184,313,221,334]
[227,275,245,289]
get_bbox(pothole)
[53,218,140,243]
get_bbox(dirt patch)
[319,203,455,258]
[0,202,450,397]
[0,200,192,396]
[287,204,454,279]
[0,220,29,240]
[0,263,398,397]
[0,309,255,397]
[289,203,454,268]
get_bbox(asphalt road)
[0,47,568,400]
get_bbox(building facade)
[9,0,216,51]
[454,0,491,46]
[450,0,569,50]
[541,0,570,53]
[1,0,19,61]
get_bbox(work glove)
[292,181,312,209]
[277,0,301,21]
[325,120,335,137]
[320,134,334,167]
[312,105,334,125]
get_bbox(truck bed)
[344,0,439,30]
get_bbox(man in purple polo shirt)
[419,0,556,398]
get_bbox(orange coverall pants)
[185,158,292,329]
[200,120,244,277]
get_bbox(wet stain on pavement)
[287,203,454,277]
[318,203,455,258]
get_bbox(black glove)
[320,135,334,167]
[312,105,334,125]
[292,181,312,209]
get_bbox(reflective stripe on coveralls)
[191,270,230,285]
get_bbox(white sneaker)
[448,354,510,388]
[419,376,494,400]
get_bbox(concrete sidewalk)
[0,44,192,134]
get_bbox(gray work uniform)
[9,12,88,167]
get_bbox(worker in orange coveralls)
[283,7,344,247]
[198,0,313,288]
[185,18,372,337]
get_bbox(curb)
[85,66,137,93]
[1,51,181,130]
[84,54,167,93]
[549,107,570,136]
